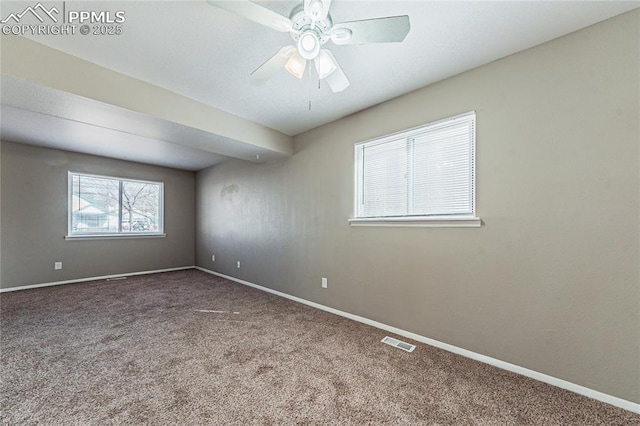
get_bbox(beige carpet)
[1,270,637,425]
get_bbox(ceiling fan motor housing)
[289,2,333,60]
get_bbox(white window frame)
[66,172,165,239]
[350,111,481,228]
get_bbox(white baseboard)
[195,266,640,414]
[0,266,194,293]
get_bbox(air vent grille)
[381,336,416,352]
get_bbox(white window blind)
[355,112,475,219]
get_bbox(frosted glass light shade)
[285,51,307,79]
[314,49,337,79]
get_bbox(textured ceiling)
[10,0,639,136]
[1,1,638,170]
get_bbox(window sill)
[349,216,481,228]
[65,233,166,240]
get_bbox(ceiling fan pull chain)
[308,61,313,110]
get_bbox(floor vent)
[381,336,416,352]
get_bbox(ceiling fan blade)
[207,0,293,32]
[324,52,349,92]
[331,15,410,45]
[304,0,332,21]
[320,0,332,20]
[250,46,296,85]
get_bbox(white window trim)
[349,216,481,228]
[65,233,167,240]
[67,172,165,239]
[350,111,481,228]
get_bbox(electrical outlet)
[212,254,215,262]
[321,277,328,289]
[237,261,241,269]
[54,262,63,270]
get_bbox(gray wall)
[1,141,195,288]
[196,10,640,404]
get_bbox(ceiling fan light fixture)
[298,32,320,60]
[285,51,307,79]
[208,0,410,92]
[314,49,337,79]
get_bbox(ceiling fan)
[207,0,410,92]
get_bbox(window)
[352,111,479,227]
[68,172,164,238]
